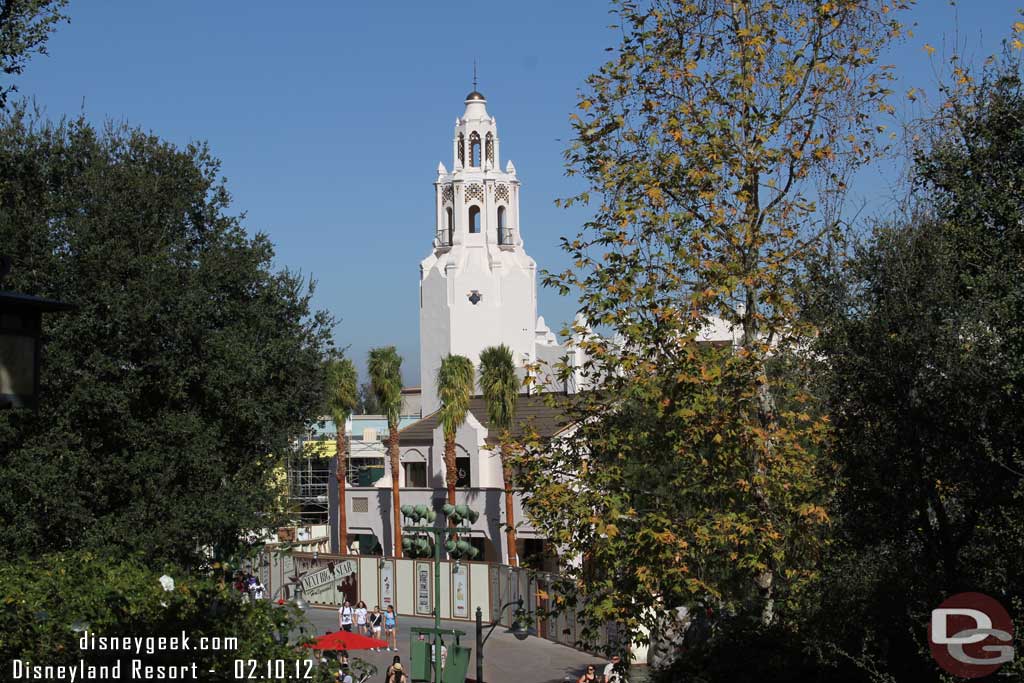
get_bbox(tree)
[436,354,475,507]
[0,110,333,568]
[368,346,403,557]
[804,55,1024,681]
[0,0,68,109]
[326,357,358,554]
[513,0,908,652]
[0,550,334,683]
[479,344,520,566]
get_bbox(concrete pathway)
[301,606,620,683]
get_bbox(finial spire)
[473,59,478,91]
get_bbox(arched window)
[497,206,508,244]
[445,207,453,244]
[456,455,471,488]
[457,133,465,166]
[469,131,481,167]
[468,205,481,233]
[485,132,494,165]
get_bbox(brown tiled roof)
[398,393,571,445]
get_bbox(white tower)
[419,90,538,414]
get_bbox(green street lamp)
[401,503,481,683]
[475,598,530,683]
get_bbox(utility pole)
[401,502,478,683]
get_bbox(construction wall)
[257,550,648,664]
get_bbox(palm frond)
[325,356,359,426]
[478,344,519,432]
[436,354,475,438]
[367,346,403,427]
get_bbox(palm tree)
[325,357,358,555]
[368,346,404,557]
[436,354,475,506]
[479,344,521,566]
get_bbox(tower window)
[445,207,453,245]
[458,133,465,166]
[497,206,509,245]
[485,132,494,165]
[468,205,481,233]
[469,131,481,167]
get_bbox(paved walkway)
[302,606,616,682]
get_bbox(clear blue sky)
[15,1,1023,383]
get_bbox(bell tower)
[419,90,539,414]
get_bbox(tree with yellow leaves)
[512,0,909,661]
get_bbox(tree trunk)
[502,448,518,567]
[337,431,348,555]
[744,268,778,626]
[445,434,457,506]
[389,426,402,557]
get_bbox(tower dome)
[465,91,486,102]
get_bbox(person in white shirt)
[603,655,625,682]
[354,600,369,635]
[338,600,354,632]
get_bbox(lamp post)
[401,502,480,683]
[0,256,74,410]
[270,576,313,645]
[475,598,528,683]
[402,520,471,683]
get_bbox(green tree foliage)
[478,344,521,566]
[803,56,1024,681]
[0,110,334,567]
[0,550,333,682]
[368,346,403,556]
[436,354,474,506]
[325,357,358,552]
[0,0,68,108]
[513,0,908,651]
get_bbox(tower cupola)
[419,90,538,414]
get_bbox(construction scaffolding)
[282,417,389,524]
[282,446,329,528]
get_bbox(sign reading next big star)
[301,559,357,605]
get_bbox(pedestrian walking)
[603,655,626,683]
[384,606,398,651]
[576,665,598,683]
[428,637,447,678]
[369,606,384,649]
[339,600,354,632]
[385,656,406,683]
[355,600,369,635]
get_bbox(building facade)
[302,88,740,569]
[319,90,586,566]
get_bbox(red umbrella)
[304,630,388,651]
